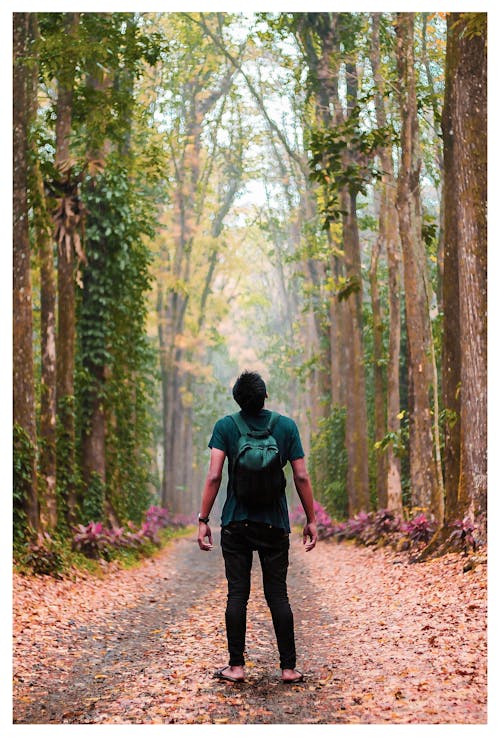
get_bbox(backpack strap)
[267,411,280,432]
[230,412,251,437]
[230,411,281,436]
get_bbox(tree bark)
[452,13,487,541]
[440,27,462,527]
[341,187,371,514]
[13,12,39,531]
[27,14,58,531]
[369,230,388,507]
[418,13,486,559]
[80,53,114,511]
[55,12,80,525]
[395,13,441,518]
[370,12,403,514]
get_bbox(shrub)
[72,521,115,559]
[22,532,64,576]
[290,501,441,554]
[451,517,477,554]
[401,513,436,544]
[71,504,184,560]
[373,508,402,535]
[145,505,170,529]
[344,511,374,539]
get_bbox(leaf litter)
[13,531,486,724]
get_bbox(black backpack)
[230,411,286,506]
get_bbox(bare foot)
[214,665,245,682]
[282,668,304,683]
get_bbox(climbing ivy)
[13,425,34,543]
[310,407,349,520]
[76,158,157,525]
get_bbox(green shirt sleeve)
[287,419,305,461]
[208,417,229,453]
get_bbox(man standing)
[197,370,318,684]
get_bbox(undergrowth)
[14,512,193,580]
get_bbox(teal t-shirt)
[208,409,305,532]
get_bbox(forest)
[13,11,487,565]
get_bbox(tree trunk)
[13,12,39,531]
[395,13,441,518]
[36,166,58,532]
[369,231,387,507]
[453,13,487,541]
[342,187,371,514]
[418,13,486,560]
[80,43,113,513]
[27,14,58,531]
[439,14,464,540]
[55,12,80,525]
[301,15,370,514]
[370,12,403,515]
[385,200,403,515]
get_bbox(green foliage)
[77,159,156,526]
[310,407,349,519]
[309,117,393,226]
[374,422,409,458]
[13,425,34,543]
[56,395,80,532]
[337,275,362,302]
[81,471,105,523]
[452,12,486,40]
[37,13,168,157]
[21,532,64,577]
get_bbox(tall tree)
[54,12,81,526]
[453,13,487,542]
[312,13,370,514]
[395,12,443,521]
[443,13,487,542]
[79,33,114,519]
[13,12,39,531]
[29,14,58,530]
[370,12,403,514]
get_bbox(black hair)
[232,370,267,413]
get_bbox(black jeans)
[221,520,296,670]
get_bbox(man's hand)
[197,522,213,551]
[303,522,318,552]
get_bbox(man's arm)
[290,457,318,552]
[197,447,226,551]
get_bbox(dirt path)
[13,530,487,724]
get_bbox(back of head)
[232,370,267,414]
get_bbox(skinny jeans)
[220,520,296,670]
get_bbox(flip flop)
[213,666,245,683]
[282,669,304,684]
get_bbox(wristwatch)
[198,514,210,524]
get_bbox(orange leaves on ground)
[13,534,487,725]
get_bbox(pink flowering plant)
[72,504,190,560]
[401,513,436,544]
[451,517,477,554]
[290,501,439,553]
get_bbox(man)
[197,370,318,684]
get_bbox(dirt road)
[13,530,487,724]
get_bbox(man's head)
[232,370,267,414]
